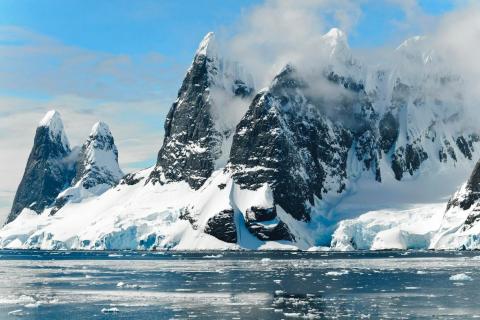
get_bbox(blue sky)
[0,0,462,101]
[0,0,467,222]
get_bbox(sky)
[0,0,471,223]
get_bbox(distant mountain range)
[2,30,480,250]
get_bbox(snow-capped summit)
[321,28,350,59]
[74,121,123,189]
[395,35,435,66]
[38,110,69,150]
[90,121,111,137]
[6,110,75,223]
[48,121,123,215]
[322,28,348,47]
[196,31,217,57]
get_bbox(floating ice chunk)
[101,307,119,313]
[8,309,27,316]
[203,254,223,259]
[261,258,271,262]
[449,273,473,281]
[283,312,302,318]
[306,246,330,252]
[116,282,140,289]
[325,270,349,276]
[108,254,123,257]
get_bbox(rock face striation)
[7,111,75,223]
[148,32,254,189]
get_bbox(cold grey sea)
[0,250,479,319]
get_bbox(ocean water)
[0,250,479,319]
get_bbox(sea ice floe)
[8,309,27,316]
[101,307,120,313]
[325,270,349,276]
[449,273,473,281]
[203,254,223,259]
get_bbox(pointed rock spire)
[195,32,217,57]
[148,32,254,189]
[7,110,75,223]
[49,121,123,215]
[74,121,123,189]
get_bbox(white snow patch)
[449,273,473,281]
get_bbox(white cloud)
[225,0,363,87]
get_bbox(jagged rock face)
[229,66,376,222]
[380,77,479,181]
[204,209,237,243]
[7,111,75,223]
[245,206,294,241]
[149,33,254,189]
[447,160,480,211]
[50,122,123,215]
[379,112,399,153]
[73,122,123,189]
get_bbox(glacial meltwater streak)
[0,251,479,319]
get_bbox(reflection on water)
[0,250,479,319]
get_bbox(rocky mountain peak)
[73,121,123,189]
[195,31,217,57]
[147,32,254,189]
[48,121,123,215]
[6,110,75,223]
[38,109,69,149]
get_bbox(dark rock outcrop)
[446,159,480,211]
[229,65,375,222]
[148,32,254,189]
[379,112,399,153]
[7,111,75,223]
[391,143,428,180]
[204,209,237,243]
[245,206,294,241]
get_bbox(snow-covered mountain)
[49,121,124,215]
[1,30,480,250]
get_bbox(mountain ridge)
[2,29,480,250]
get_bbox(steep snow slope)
[0,167,311,250]
[430,159,480,249]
